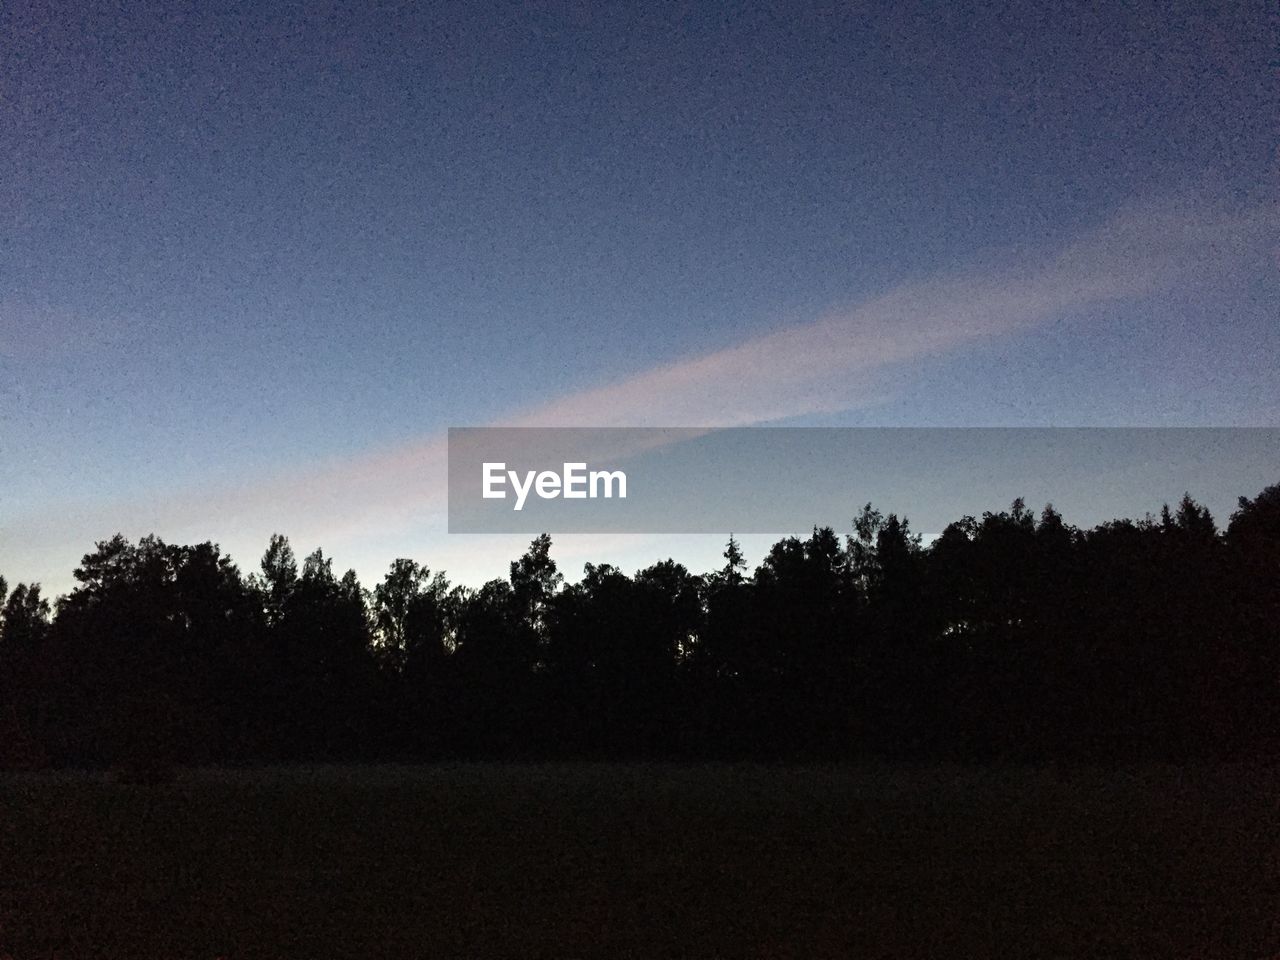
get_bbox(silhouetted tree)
[510,532,562,668]
[1218,486,1280,755]
[373,559,454,755]
[0,580,53,769]
[266,546,378,760]
[11,482,1280,767]
[257,532,298,628]
[1,583,51,652]
[49,535,261,770]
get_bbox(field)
[3,763,1277,958]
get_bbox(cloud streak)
[5,196,1274,591]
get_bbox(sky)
[2,0,1277,595]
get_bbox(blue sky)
[2,0,1276,593]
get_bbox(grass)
[2,763,1277,958]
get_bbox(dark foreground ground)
[2,763,1278,959]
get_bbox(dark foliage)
[3,484,1279,767]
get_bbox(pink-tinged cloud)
[5,196,1275,592]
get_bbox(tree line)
[2,482,1278,769]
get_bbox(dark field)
[3,764,1277,958]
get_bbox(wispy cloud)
[504,197,1274,428]
[5,196,1274,591]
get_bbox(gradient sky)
[2,0,1277,594]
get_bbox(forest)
[2,483,1278,770]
